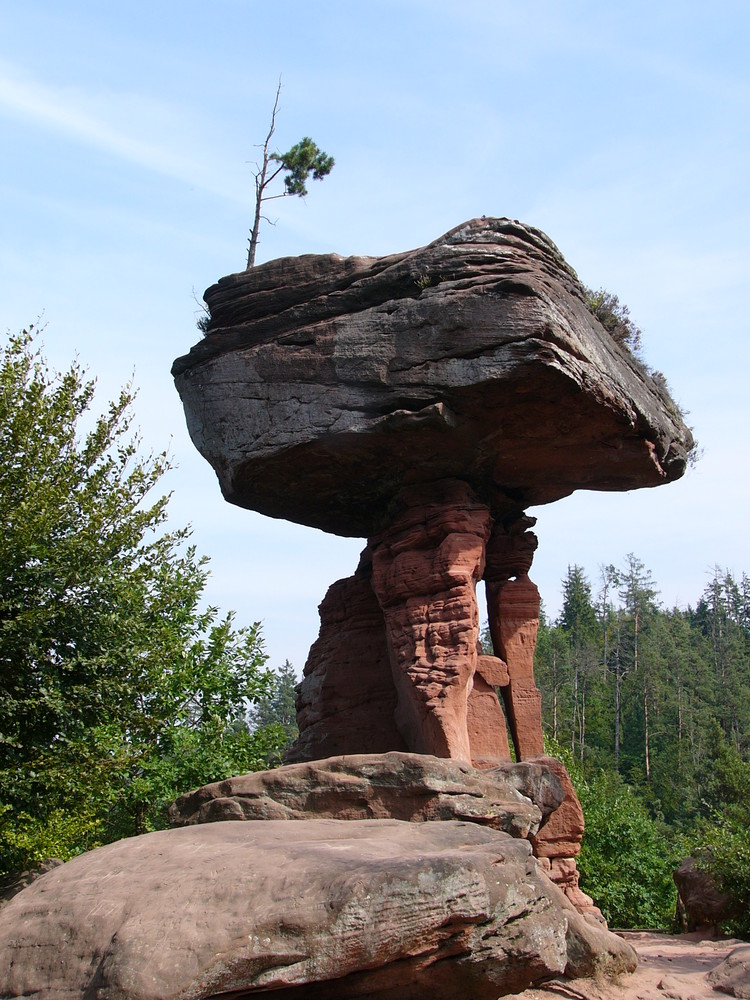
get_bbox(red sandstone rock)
[169,218,690,940]
[467,664,513,768]
[286,565,405,763]
[673,856,740,931]
[169,752,546,839]
[531,755,586,859]
[490,573,545,759]
[528,755,600,919]
[707,945,750,998]
[0,820,586,1000]
[369,480,491,761]
[485,519,545,760]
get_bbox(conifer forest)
[531,559,750,931]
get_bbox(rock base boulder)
[0,819,634,1000]
[707,945,750,999]
[168,751,559,840]
[674,856,739,932]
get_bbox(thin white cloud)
[0,60,244,204]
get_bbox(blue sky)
[1,1,748,671]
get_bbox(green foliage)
[537,559,750,930]
[244,80,334,270]
[544,736,677,928]
[0,328,288,874]
[692,818,750,938]
[577,770,679,928]
[584,286,643,356]
[581,286,697,464]
[248,659,299,763]
[686,722,750,937]
[273,137,334,197]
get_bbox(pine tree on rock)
[246,80,334,269]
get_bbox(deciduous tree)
[0,328,284,872]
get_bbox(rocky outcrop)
[173,218,693,538]
[169,751,596,921]
[468,652,513,766]
[707,945,750,998]
[673,856,739,931]
[289,567,405,762]
[286,489,546,772]
[170,218,692,954]
[168,752,560,839]
[0,819,636,1000]
[530,755,599,919]
[173,215,692,800]
[485,517,545,760]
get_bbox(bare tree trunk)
[247,80,284,269]
[677,676,683,772]
[552,647,558,741]
[614,620,622,772]
[580,680,586,765]
[643,670,650,782]
[571,654,578,756]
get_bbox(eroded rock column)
[286,561,406,763]
[467,652,513,767]
[370,480,491,761]
[485,516,545,760]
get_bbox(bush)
[584,286,643,356]
[544,737,678,930]
[577,771,679,928]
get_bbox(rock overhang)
[173,217,694,537]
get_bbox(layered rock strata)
[173,217,693,538]
[168,752,562,838]
[174,215,692,783]
[287,486,543,772]
[369,479,491,760]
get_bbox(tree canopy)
[534,559,750,932]
[0,328,288,873]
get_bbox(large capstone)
[173,217,693,537]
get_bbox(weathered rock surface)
[369,479,491,759]
[0,858,62,909]
[707,945,750,998]
[532,755,586,860]
[168,751,560,840]
[485,518,545,760]
[529,755,598,919]
[287,565,406,762]
[173,217,693,538]
[169,751,599,922]
[166,219,691,972]
[0,818,635,1000]
[286,489,548,770]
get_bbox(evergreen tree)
[245,80,334,269]
[248,659,299,759]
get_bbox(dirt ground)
[516,931,746,1000]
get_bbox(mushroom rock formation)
[173,217,693,913]
[173,217,691,538]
